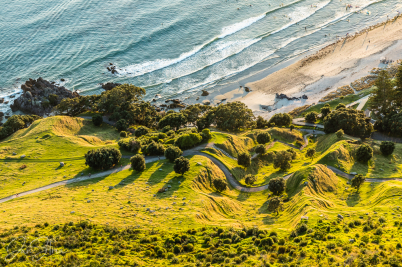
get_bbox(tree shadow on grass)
[154,174,185,199]
[346,191,361,207]
[236,191,251,202]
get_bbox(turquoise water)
[1,0,401,100]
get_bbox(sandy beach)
[180,15,402,119]
[236,15,402,117]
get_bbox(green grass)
[0,116,123,198]
[299,88,373,117]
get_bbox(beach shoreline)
[178,14,402,118]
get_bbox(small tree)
[134,126,150,137]
[356,144,373,163]
[237,152,251,168]
[268,177,286,196]
[290,125,295,131]
[257,132,271,144]
[336,129,344,139]
[164,146,183,162]
[120,131,128,137]
[380,141,395,156]
[213,179,227,192]
[174,156,190,175]
[92,114,103,126]
[320,106,331,118]
[201,128,213,141]
[255,144,266,155]
[305,111,319,123]
[256,116,268,129]
[130,154,146,172]
[146,141,165,156]
[85,147,121,170]
[268,196,282,215]
[351,174,365,192]
[335,103,346,110]
[306,148,316,161]
[116,119,129,132]
[273,151,292,171]
[244,174,257,186]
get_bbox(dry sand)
[236,15,402,117]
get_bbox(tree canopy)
[174,156,190,175]
[237,152,251,168]
[85,147,121,170]
[257,132,271,144]
[268,113,292,127]
[158,112,187,131]
[351,174,365,191]
[305,111,318,123]
[273,151,292,171]
[164,146,183,162]
[356,144,373,163]
[380,141,395,156]
[214,101,255,131]
[130,154,146,172]
[268,177,286,196]
[213,179,227,192]
[323,108,373,138]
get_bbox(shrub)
[164,146,183,162]
[201,128,213,141]
[173,245,182,254]
[305,111,318,123]
[356,144,373,162]
[244,174,257,186]
[116,119,129,132]
[268,177,286,195]
[273,151,292,170]
[321,106,331,118]
[130,155,146,172]
[335,103,346,110]
[174,156,190,175]
[268,196,282,215]
[306,148,315,160]
[213,179,227,192]
[118,138,141,153]
[135,126,150,137]
[351,174,365,191]
[255,144,266,155]
[336,129,344,139]
[20,164,27,170]
[158,132,168,139]
[158,112,187,131]
[380,141,395,156]
[92,114,103,126]
[257,132,271,144]
[175,133,203,150]
[237,152,251,168]
[146,141,165,156]
[85,147,121,170]
[162,125,171,133]
[120,131,128,137]
[268,113,292,127]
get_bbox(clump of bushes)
[118,138,141,153]
[85,147,121,170]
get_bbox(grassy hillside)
[0,116,121,198]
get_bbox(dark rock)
[0,112,4,117]
[168,103,186,109]
[0,98,3,103]
[221,99,226,101]
[101,82,121,91]
[9,95,15,99]
[4,102,9,104]
[245,87,250,92]
[10,77,79,116]
[201,90,209,96]
[172,99,181,104]
[106,64,119,75]
[275,93,308,101]
[60,78,65,82]
[152,99,156,102]
[160,104,167,107]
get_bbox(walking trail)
[1,129,398,204]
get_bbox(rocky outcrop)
[101,82,121,91]
[11,77,79,116]
[106,63,119,74]
[275,93,308,101]
[201,90,209,96]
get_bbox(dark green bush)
[92,114,103,126]
[174,133,202,150]
[164,146,183,162]
[85,147,121,170]
[135,126,150,137]
[116,119,129,132]
[130,155,146,172]
[174,156,190,175]
[146,141,165,156]
[356,144,373,162]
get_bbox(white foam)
[219,14,266,39]
[119,44,205,77]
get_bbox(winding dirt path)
[0,132,399,204]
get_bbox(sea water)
[0,0,401,104]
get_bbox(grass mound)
[286,165,340,198]
[318,141,353,172]
[214,135,254,157]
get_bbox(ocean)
[0,0,401,106]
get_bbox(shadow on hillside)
[154,175,185,199]
[350,161,369,177]
[346,191,361,207]
[236,191,251,201]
